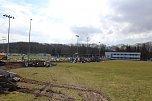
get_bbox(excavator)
[0,52,7,60]
[0,52,7,66]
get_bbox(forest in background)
[0,41,152,60]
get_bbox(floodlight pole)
[76,35,79,54]
[3,14,14,56]
[99,42,101,57]
[28,19,32,63]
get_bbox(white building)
[105,52,141,60]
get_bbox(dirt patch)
[17,76,109,101]
[5,62,25,69]
[79,91,108,101]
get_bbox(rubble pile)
[0,70,20,92]
[24,60,53,67]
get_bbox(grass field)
[0,60,152,101]
[8,55,51,60]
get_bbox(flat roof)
[105,52,141,54]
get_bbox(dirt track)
[17,76,109,101]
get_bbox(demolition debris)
[0,70,20,92]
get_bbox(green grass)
[8,55,51,60]
[1,60,152,101]
[0,91,48,101]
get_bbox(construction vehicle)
[0,52,7,60]
[0,52,7,66]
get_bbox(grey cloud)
[109,0,152,34]
[71,26,102,41]
[71,26,102,34]
[107,30,113,34]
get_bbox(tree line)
[0,41,152,60]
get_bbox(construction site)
[0,52,109,101]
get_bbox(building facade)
[105,52,141,60]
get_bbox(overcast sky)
[0,0,152,45]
